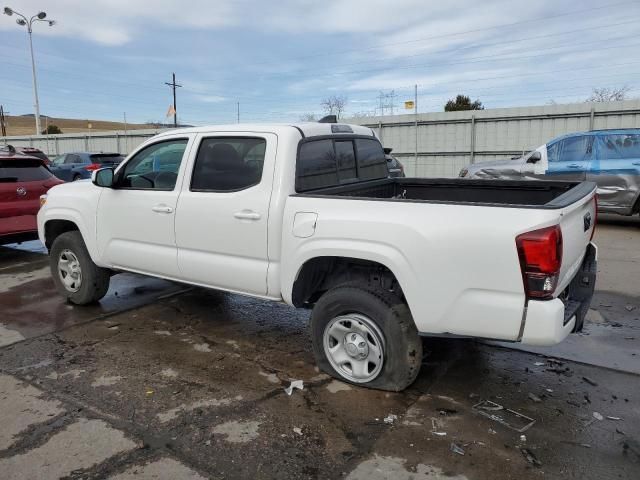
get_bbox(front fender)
[38,207,101,265]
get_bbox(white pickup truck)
[38,122,598,391]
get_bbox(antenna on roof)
[318,115,337,124]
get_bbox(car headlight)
[459,168,468,178]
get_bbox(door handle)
[632,161,640,166]
[152,205,173,214]
[234,210,261,221]
[567,164,581,169]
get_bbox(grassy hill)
[3,115,162,136]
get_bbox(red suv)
[0,145,63,245]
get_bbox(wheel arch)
[289,251,416,318]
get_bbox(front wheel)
[310,284,422,391]
[49,231,110,305]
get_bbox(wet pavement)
[0,217,638,479]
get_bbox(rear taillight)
[84,163,101,171]
[516,225,563,300]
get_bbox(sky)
[1,0,639,126]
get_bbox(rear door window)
[0,159,53,182]
[191,137,266,191]
[597,133,640,160]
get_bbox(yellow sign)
[404,100,415,109]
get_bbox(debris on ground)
[533,361,545,366]
[520,435,527,443]
[472,400,536,433]
[582,376,598,387]
[450,442,465,456]
[624,305,636,312]
[284,380,304,396]
[528,393,542,403]
[520,448,542,467]
[383,414,398,424]
[293,427,303,436]
[606,416,621,421]
[593,412,604,421]
[437,408,458,416]
[561,441,591,448]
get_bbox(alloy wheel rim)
[58,249,82,293]
[323,313,385,383]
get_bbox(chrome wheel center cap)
[344,333,368,359]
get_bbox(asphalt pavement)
[0,215,638,479]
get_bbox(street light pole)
[26,22,42,134]
[3,7,56,135]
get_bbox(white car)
[38,122,598,391]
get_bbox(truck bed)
[297,178,596,209]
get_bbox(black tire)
[72,174,80,182]
[49,231,110,305]
[310,284,422,392]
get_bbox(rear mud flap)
[565,243,597,333]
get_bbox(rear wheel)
[50,231,110,305]
[72,174,81,181]
[310,284,422,391]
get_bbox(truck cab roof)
[153,122,376,140]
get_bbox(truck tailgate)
[555,189,597,294]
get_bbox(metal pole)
[123,112,128,153]
[470,115,476,164]
[237,101,240,123]
[414,84,418,164]
[172,73,177,127]
[27,24,42,135]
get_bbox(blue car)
[49,152,124,182]
[460,129,640,216]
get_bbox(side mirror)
[527,151,542,164]
[92,167,114,188]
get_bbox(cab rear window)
[296,137,387,192]
[0,159,53,182]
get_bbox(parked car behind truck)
[49,152,124,182]
[38,122,597,391]
[459,129,640,217]
[0,145,63,244]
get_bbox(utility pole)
[237,101,240,124]
[164,72,182,128]
[414,84,418,164]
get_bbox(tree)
[42,124,62,134]
[585,86,631,103]
[444,94,484,112]
[299,113,317,122]
[321,95,347,119]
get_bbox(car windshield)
[0,159,53,182]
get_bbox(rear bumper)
[520,242,597,346]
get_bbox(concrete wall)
[3,100,640,178]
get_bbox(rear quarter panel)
[282,196,570,341]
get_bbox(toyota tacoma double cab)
[37,122,598,391]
